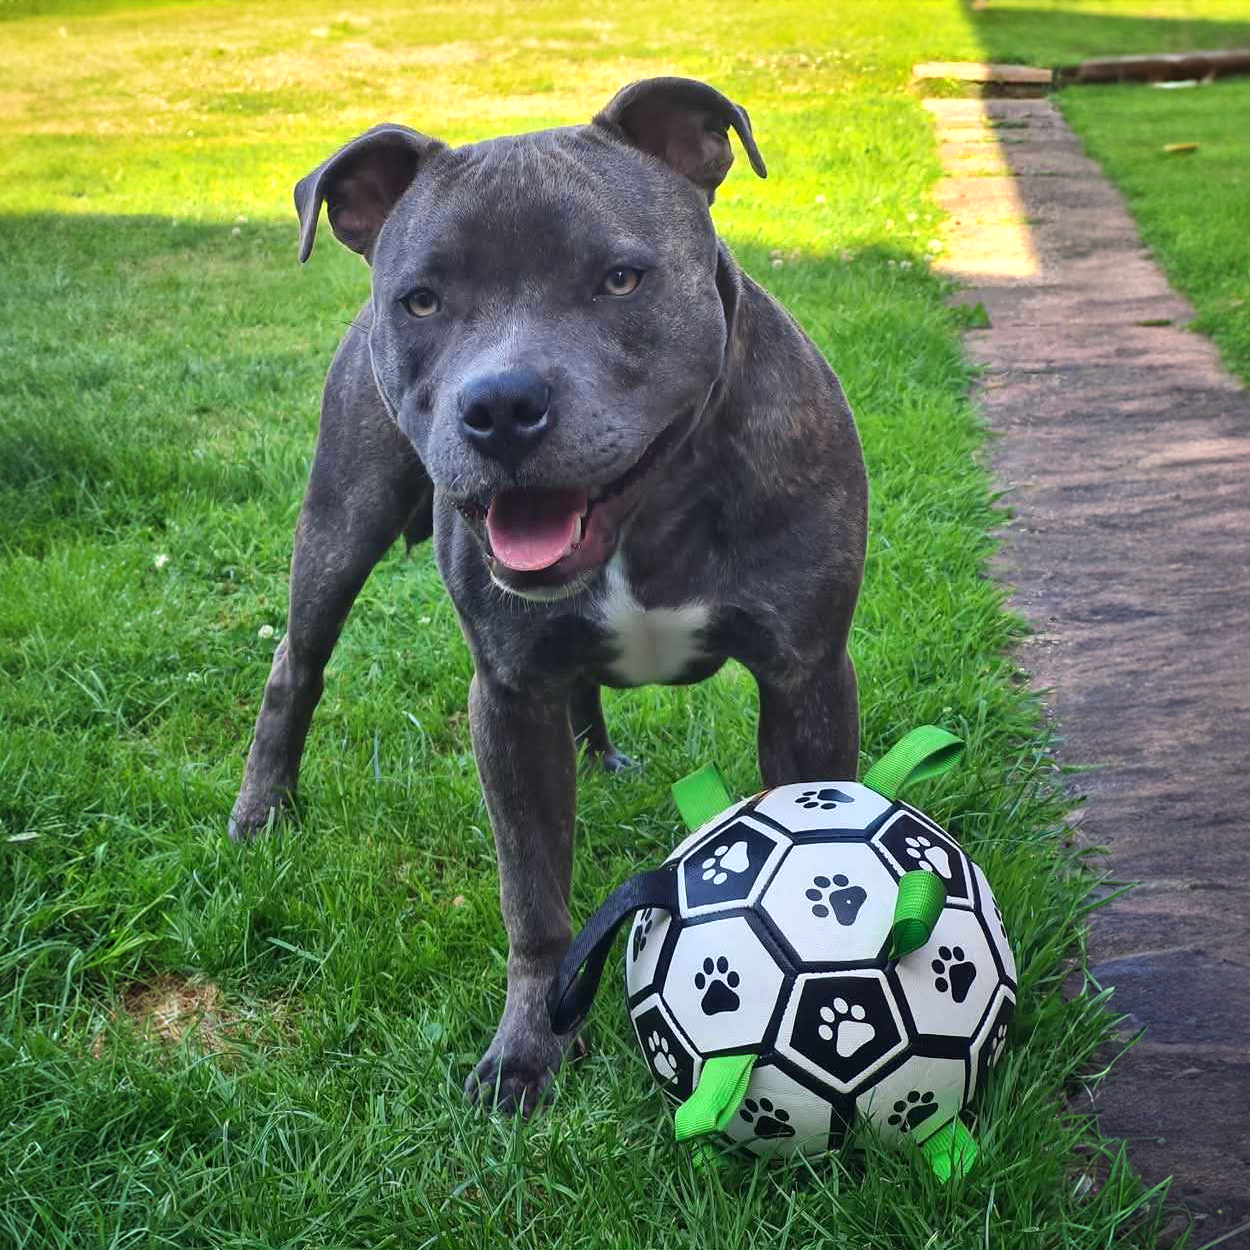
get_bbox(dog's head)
[295,77,765,599]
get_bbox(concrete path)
[925,96,1250,1246]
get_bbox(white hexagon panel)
[759,842,898,964]
[674,815,789,919]
[661,916,787,1054]
[971,862,1017,986]
[871,808,975,908]
[752,781,892,837]
[630,993,702,1104]
[893,907,998,1038]
[776,970,910,1094]
[625,905,675,1002]
[969,984,1015,1100]
[856,1053,968,1144]
[719,1063,851,1159]
[664,796,756,868]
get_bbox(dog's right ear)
[294,124,445,264]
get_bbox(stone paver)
[926,95,1250,1246]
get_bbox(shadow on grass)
[0,211,356,555]
[964,3,1250,67]
[0,208,954,556]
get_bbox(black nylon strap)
[548,865,679,1035]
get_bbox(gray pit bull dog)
[230,77,867,1115]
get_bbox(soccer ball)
[625,781,1016,1159]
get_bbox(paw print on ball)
[887,1090,939,1136]
[631,908,654,961]
[739,1097,794,1140]
[874,812,972,905]
[701,839,750,885]
[990,1018,1009,1065]
[905,834,951,879]
[630,1000,699,1101]
[818,997,877,1058]
[931,945,978,1004]
[695,956,741,1015]
[805,874,867,925]
[647,1030,678,1083]
[679,819,786,916]
[780,973,907,1093]
[971,988,1016,1099]
[797,787,855,811]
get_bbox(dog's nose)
[459,368,553,471]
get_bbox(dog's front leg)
[755,645,860,787]
[465,671,577,1116]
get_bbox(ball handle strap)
[673,1053,758,1164]
[861,725,964,801]
[920,1117,979,1181]
[670,763,733,831]
[547,865,679,1035]
[890,870,947,960]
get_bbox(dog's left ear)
[594,76,766,203]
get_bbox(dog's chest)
[593,559,711,687]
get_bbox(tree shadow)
[0,210,363,556]
[964,3,1250,67]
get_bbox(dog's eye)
[599,267,643,297]
[401,288,440,318]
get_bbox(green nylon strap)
[673,1053,757,1148]
[919,1117,979,1182]
[862,726,964,801]
[890,870,947,959]
[671,764,733,832]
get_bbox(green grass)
[964,4,1250,387]
[1058,73,1250,390]
[0,2,1180,1247]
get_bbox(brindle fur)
[230,78,866,1116]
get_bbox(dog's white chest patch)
[595,559,710,687]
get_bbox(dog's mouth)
[456,412,690,591]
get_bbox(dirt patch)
[92,974,251,1058]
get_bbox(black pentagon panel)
[971,862,1018,988]
[777,972,909,1094]
[630,997,701,1104]
[663,795,755,867]
[677,816,787,917]
[969,985,1015,1101]
[871,809,974,907]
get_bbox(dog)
[230,77,867,1115]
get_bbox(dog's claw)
[227,795,292,842]
[600,748,636,774]
[465,1053,557,1118]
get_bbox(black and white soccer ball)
[626,781,1016,1159]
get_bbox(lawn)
[0,2,1179,1247]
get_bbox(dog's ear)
[594,77,766,203]
[294,124,445,263]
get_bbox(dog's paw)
[227,791,294,842]
[465,1051,557,1118]
[599,747,636,775]
[577,743,637,776]
[464,1033,586,1117]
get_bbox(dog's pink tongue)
[486,488,588,572]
